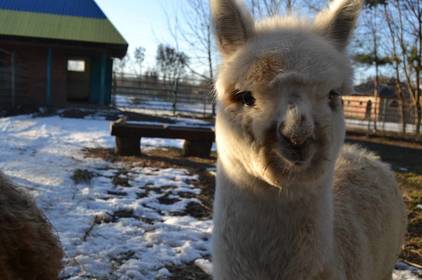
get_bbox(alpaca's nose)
[279,104,314,146]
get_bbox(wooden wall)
[0,40,112,113]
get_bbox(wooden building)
[343,80,414,123]
[0,0,128,113]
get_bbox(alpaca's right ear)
[210,0,255,57]
[314,0,363,50]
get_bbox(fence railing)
[113,73,421,136]
[343,98,420,135]
[112,73,215,118]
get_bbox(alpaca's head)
[212,0,362,188]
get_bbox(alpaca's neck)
[214,159,336,276]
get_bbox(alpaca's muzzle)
[279,103,315,147]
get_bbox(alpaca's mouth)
[276,136,315,167]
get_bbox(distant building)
[0,0,128,113]
[343,80,414,123]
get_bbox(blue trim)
[89,54,112,105]
[46,48,52,107]
[100,52,107,105]
[105,58,112,105]
[0,0,106,19]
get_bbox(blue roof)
[0,0,106,19]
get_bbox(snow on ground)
[0,115,419,279]
[0,115,210,279]
[345,118,421,134]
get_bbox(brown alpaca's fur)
[211,0,407,279]
[0,172,63,280]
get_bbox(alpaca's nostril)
[279,126,311,147]
[283,134,307,147]
[279,120,285,130]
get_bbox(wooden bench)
[110,119,215,157]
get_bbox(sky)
[94,0,188,70]
[93,0,370,82]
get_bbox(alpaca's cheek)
[329,118,346,156]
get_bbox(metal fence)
[112,73,422,136]
[112,73,215,118]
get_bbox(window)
[67,59,85,72]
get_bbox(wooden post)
[10,51,15,109]
[183,140,212,157]
[112,69,117,106]
[115,136,141,156]
[203,92,206,118]
[46,48,53,108]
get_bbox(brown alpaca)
[0,172,63,280]
[211,0,407,279]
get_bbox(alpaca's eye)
[328,90,340,110]
[329,90,340,99]
[233,90,256,107]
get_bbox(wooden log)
[183,140,212,157]
[115,136,140,156]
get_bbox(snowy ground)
[345,118,420,134]
[0,115,419,279]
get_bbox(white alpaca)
[210,0,407,279]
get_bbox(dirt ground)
[84,136,422,278]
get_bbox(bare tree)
[394,0,422,134]
[355,0,421,134]
[162,0,217,114]
[383,3,408,133]
[248,0,327,17]
[156,44,189,82]
[133,47,146,77]
[156,44,189,114]
[113,54,130,77]
[179,0,216,82]
[249,0,284,17]
[353,2,386,131]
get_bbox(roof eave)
[0,35,128,58]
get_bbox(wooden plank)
[46,48,52,107]
[111,123,215,142]
[11,51,15,108]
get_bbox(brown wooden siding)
[0,40,113,112]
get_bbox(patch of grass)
[166,262,211,280]
[113,208,135,219]
[112,171,131,187]
[397,172,422,266]
[71,169,94,184]
[157,193,181,205]
[184,201,210,219]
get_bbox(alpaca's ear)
[210,0,255,57]
[314,0,363,50]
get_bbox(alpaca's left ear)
[210,0,255,57]
[314,0,363,50]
